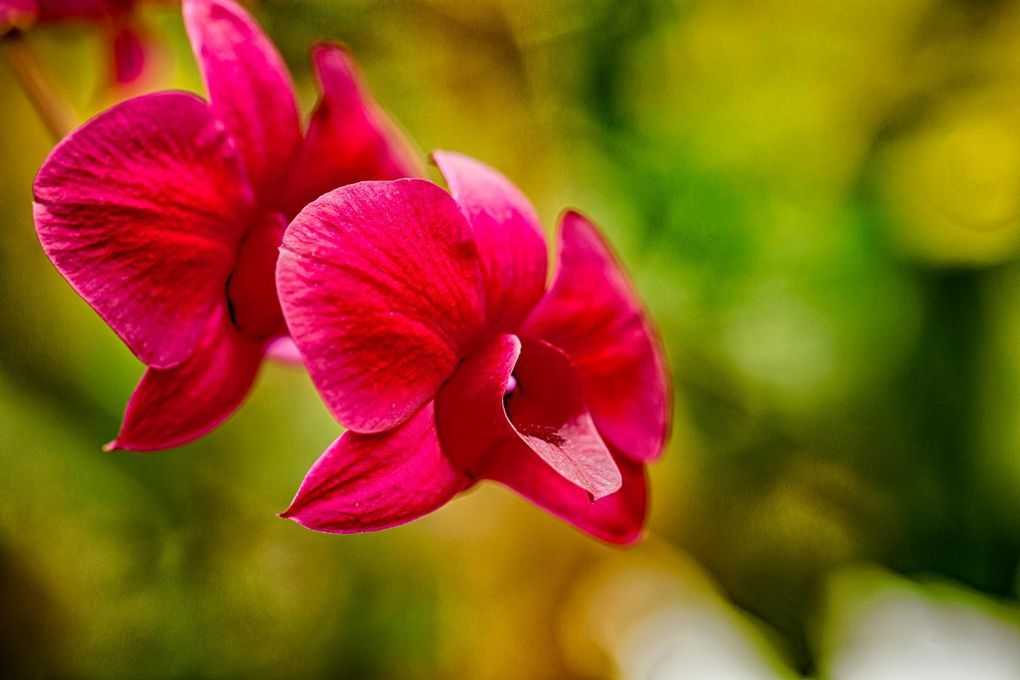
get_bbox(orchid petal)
[488,445,647,544]
[433,151,547,330]
[183,0,300,196]
[282,42,423,215]
[0,0,37,32]
[111,23,146,85]
[266,337,303,365]
[281,402,469,533]
[436,334,622,500]
[108,307,265,451]
[278,179,486,433]
[33,91,252,368]
[524,211,670,462]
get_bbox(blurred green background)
[2,0,1020,677]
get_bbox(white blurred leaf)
[818,566,1020,680]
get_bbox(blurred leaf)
[816,566,1020,680]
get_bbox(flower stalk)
[2,30,74,142]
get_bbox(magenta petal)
[0,0,37,32]
[281,402,469,533]
[278,179,486,433]
[524,211,671,462]
[488,445,647,544]
[433,151,547,330]
[184,0,300,195]
[111,23,146,84]
[266,336,303,365]
[282,42,423,216]
[437,334,622,500]
[33,91,252,369]
[108,307,265,451]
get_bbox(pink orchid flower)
[276,152,671,544]
[1,0,158,85]
[0,0,35,32]
[32,0,421,450]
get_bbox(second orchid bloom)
[277,153,670,543]
[33,0,420,450]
